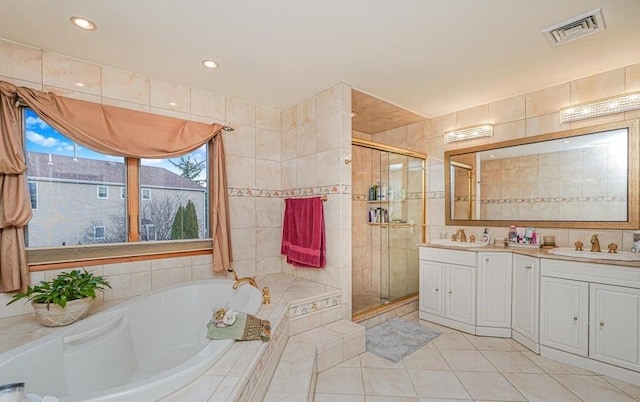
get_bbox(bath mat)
[366,317,442,363]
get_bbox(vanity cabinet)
[590,283,640,372]
[419,248,476,332]
[419,247,511,336]
[512,254,540,351]
[540,276,588,357]
[477,252,512,332]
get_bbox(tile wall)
[429,62,640,250]
[280,83,354,318]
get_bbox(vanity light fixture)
[559,91,640,123]
[202,60,218,69]
[444,124,494,144]
[70,16,97,30]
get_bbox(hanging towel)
[281,197,326,268]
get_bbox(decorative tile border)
[353,192,427,201]
[228,185,351,198]
[289,294,342,318]
[478,195,627,204]
[427,191,445,199]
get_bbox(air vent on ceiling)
[543,8,606,46]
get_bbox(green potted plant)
[7,269,111,327]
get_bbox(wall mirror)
[445,120,639,229]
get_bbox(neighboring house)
[26,152,206,247]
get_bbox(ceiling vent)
[543,8,606,46]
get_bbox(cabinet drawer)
[420,247,475,266]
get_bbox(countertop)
[421,243,640,269]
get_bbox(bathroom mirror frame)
[444,119,640,229]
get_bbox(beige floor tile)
[432,333,476,350]
[403,349,450,370]
[505,338,531,352]
[360,352,405,369]
[463,334,515,351]
[522,351,595,375]
[338,356,361,368]
[481,351,544,373]
[316,367,365,395]
[503,372,581,401]
[603,376,640,400]
[362,367,418,397]
[439,350,496,372]
[407,369,471,399]
[553,374,637,402]
[367,396,419,402]
[417,320,461,334]
[455,371,526,401]
[263,392,309,401]
[268,360,314,394]
[314,394,365,402]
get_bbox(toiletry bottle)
[481,228,489,243]
[400,186,406,200]
[508,225,517,243]
[375,183,381,200]
[368,186,375,201]
[381,182,387,200]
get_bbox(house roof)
[26,152,205,191]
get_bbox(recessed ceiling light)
[169,102,177,106]
[202,60,218,69]
[74,82,85,87]
[489,154,495,158]
[70,16,97,30]
[563,140,571,144]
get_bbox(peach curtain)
[0,81,233,290]
[0,84,32,292]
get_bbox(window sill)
[27,239,213,271]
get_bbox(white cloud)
[26,130,59,147]
[25,116,48,130]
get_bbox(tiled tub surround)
[0,273,344,401]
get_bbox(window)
[141,149,208,241]
[23,108,210,247]
[25,108,126,247]
[93,226,106,240]
[97,186,108,199]
[28,181,38,210]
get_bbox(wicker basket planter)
[32,297,94,327]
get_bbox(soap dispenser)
[481,228,490,243]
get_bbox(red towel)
[281,197,326,268]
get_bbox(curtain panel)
[0,81,232,292]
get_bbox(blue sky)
[24,109,208,180]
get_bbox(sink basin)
[430,239,489,248]
[547,247,640,262]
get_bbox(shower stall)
[351,138,426,315]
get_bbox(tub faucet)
[229,267,259,291]
[590,234,601,252]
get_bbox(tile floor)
[314,311,640,401]
[352,291,386,314]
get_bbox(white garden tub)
[0,279,262,401]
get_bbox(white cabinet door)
[590,283,640,371]
[477,252,512,328]
[419,260,444,316]
[540,276,588,356]
[445,263,476,325]
[512,254,539,343]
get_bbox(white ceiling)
[1,0,640,118]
